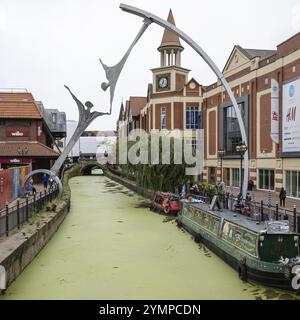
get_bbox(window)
[286,171,300,198]
[208,167,216,184]
[232,168,240,188]
[258,169,274,190]
[52,113,57,124]
[223,103,246,155]
[160,107,166,129]
[186,106,200,129]
[224,168,240,188]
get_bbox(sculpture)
[24,86,110,194]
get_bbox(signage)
[270,79,279,144]
[282,78,300,153]
[0,158,34,164]
[6,129,29,137]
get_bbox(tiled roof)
[0,92,43,119]
[129,97,147,117]
[158,9,183,50]
[236,46,276,60]
[0,141,59,157]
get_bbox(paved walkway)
[226,187,300,211]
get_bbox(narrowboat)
[177,200,300,291]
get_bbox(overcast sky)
[0,0,299,130]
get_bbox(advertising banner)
[12,168,20,199]
[5,128,29,137]
[271,79,279,144]
[282,78,300,153]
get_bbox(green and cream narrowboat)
[177,201,300,291]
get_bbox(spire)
[158,9,183,52]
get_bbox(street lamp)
[235,143,248,196]
[217,149,226,182]
[17,147,29,156]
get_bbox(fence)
[226,195,300,233]
[0,187,59,238]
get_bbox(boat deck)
[188,202,280,234]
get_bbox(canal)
[1,175,299,300]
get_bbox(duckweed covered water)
[2,176,299,300]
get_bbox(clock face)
[157,74,170,91]
[159,77,168,88]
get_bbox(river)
[1,175,299,300]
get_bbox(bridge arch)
[79,161,104,176]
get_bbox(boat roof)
[188,202,294,235]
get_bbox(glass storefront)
[223,103,246,156]
[258,169,274,191]
[286,170,300,198]
[224,168,240,188]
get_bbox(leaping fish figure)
[99,18,152,114]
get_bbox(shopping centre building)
[117,10,300,200]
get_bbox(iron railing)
[0,187,59,238]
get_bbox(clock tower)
[152,9,190,93]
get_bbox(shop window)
[258,169,274,191]
[286,170,300,198]
[223,103,246,156]
[224,168,240,188]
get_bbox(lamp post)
[236,143,248,196]
[17,147,29,160]
[217,149,225,182]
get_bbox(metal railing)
[0,187,59,238]
[225,195,300,233]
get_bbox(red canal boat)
[150,191,180,215]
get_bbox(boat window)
[183,205,220,235]
[222,221,258,257]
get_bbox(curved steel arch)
[119,3,249,198]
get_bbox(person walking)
[28,179,36,196]
[42,174,49,190]
[279,187,286,207]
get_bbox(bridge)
[77,159,106,175]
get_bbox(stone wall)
[0,165,80,294]
[103,167,153,199]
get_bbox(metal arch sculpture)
[24,169,63,194]
[23,19,150,194]
[116,3,249,199]
[24,86,110,194]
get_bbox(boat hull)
[179,218,297,291]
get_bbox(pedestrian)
[42,174,49,190]
[245,192,252,205]
[279,187,286,207]
[248,179,254,191]
[28,179,36,196]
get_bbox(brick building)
[119,10,203,147]
[117,10,300,201]
[203,33,300,200]
[0,90,60,170]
